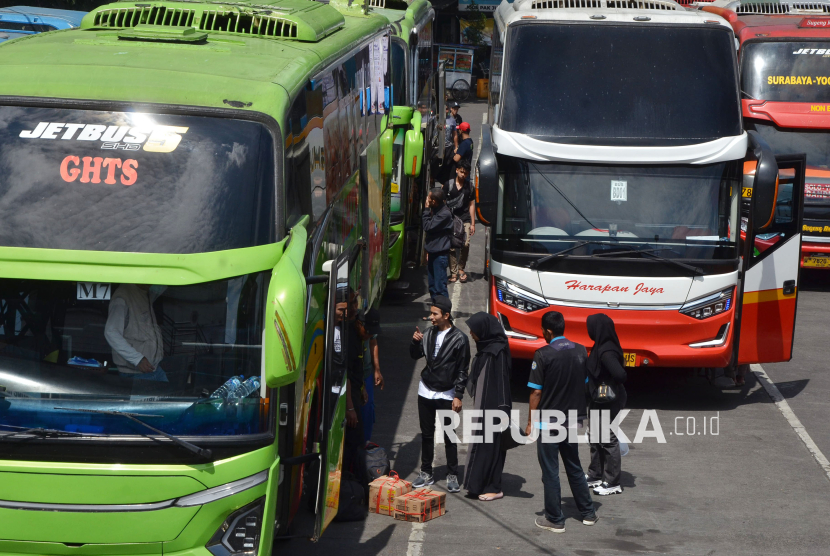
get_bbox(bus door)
[313,245,362,539]
[738,154,806,364]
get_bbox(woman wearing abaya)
[585,313,627,497]
[463,312,512,501]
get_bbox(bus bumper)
[801,240,830,268]
[490,285,734,367]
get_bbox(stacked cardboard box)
[393,488,447,522]
[368,472,412,516]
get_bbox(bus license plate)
[623,352,636,367]
[803,257,830,268]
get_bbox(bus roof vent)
[87,1,345,42]
[93,6,196,29]
[526,0,679,9]
[734,2,790,14]
[368,0,386,7]
[606,0,679,9]
[531,0,603,9]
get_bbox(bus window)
[0,273,270,437]
[416,21,433,111]
[0,107,276,254]
[391,40,406,108]
[287,91,312,229]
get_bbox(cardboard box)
[393,488,447,522]
[369,473,412,516]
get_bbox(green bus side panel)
[387,221,404,281]
[0,540,162,556]
[0,506,200,544]
[0,242,284,285]
[0,473,204,504]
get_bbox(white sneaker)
[593,483,622,496]
[585,474,603,489]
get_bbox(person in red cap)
[453,122,474,171]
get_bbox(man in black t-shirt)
[453,122,473,171]
[527,311,597,533]
[442,159,475,283]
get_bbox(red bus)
[704,1,830,268]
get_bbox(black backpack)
[334,471,367,522]
[365,442,391,480]
[450,215,465,249]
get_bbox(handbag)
[591,381,617,404]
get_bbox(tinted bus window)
[500,23,741,145]
[0,107,276,253]
[742,41,830,103]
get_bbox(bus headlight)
[680,287,734,320]
[495,278,548,312]
[206,498,264,556]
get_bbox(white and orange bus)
[477,0,806,374]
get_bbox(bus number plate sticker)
[623,352,636,367]
[77,282,111,300]
[611,180,627,202]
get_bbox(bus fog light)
[206,498,264,556]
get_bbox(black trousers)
[418,396,458,476]
[587,405,622,486]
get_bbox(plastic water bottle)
[230,376,261,402]
[210,375,244,401]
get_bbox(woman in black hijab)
[463,312,512,501]
[585,313,627,496]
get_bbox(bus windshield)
[0,274,269,438]
[742,41,830,103]
[499,23,741,145]
[496,159,741,261]
[0,106,276,254]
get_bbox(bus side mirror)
[264,222,308,387]
[404,110,423,177]
[748,131,779,232]
[476,125,498,225]
[379,127,394,177]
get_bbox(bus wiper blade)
[530,241,619,269]
[54,407,212,460]
[0,425,90,439]
[592,247,703,276]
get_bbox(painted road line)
[753,363,830,484]
[406,522,426,556]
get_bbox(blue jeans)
[427,253,449,301]
[120,366,169,382]
[537,438,595,524]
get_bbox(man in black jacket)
[410,295,470,493]
[423,188,453,305]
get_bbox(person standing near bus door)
[585,313,627,497]
[410,295,470,494]
[105,284,168,382]
[450,101,463,130]
[423,187,453,315]
[443,159,476,284]
[527,311,597,532]
[453,122,473,171]
[362,307,384,442]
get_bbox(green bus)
[0,0,434,553]
[375,1,436,281]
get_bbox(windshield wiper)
[592,247,703,276]
[54,407,212,460]
[530,240,620,269]
[0,424,92,439]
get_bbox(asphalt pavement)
[278,100,830,556]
